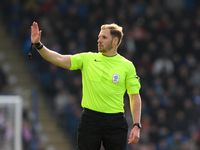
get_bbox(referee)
[31,22,142,150]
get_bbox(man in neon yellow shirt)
[31,22,142,150]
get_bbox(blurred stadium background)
[0,0,200,150]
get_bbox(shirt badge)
[112,74,120,83]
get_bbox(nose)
[98,37,101,43]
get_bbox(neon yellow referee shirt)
[69,52,141,113]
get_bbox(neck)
[101,48,117,57]
[102,53,117,57]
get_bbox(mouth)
[98,44,103,48]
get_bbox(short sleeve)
[69,53,84,70]
[126,63,141,94]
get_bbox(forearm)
[128,93,141,144]
[129,93,142,124]
[36,44,71,69]
[37,45,60,63]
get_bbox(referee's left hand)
[128,126,140,144]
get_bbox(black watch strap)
[133,123,142,129]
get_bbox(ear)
[113,37,119,45]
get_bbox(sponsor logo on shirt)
[112,74,120,83]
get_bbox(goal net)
[0,95,22,150]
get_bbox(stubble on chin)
[98,43,113,53]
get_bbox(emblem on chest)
[112,74,120,83]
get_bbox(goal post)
[0,95,23,150]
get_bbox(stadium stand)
[1,0,200,150]
[0,4,73,150]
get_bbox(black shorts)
[77,108,128,150]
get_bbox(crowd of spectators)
[1,0,200,150]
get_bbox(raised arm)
[31,21,71,69]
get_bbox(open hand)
[31,22,42,44]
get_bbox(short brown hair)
[101,23,123,46]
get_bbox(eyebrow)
[98,35,107,38]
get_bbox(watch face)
[134,123,141,128]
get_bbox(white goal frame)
[0,95,22,150]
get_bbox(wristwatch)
[133,123,142,129]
